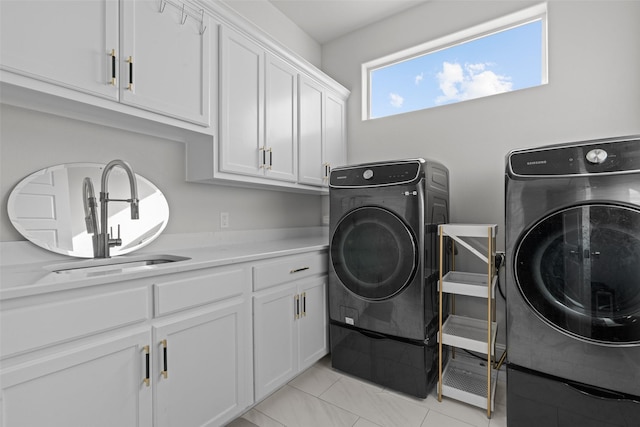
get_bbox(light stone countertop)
[0,228,329,300]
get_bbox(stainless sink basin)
[46,254,191,277]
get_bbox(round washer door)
[515,203,640,345]
[330,206,418,300]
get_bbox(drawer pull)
[290,267,310,274]
[161,339,168,379]
[143,345,150,387]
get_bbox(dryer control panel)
[330,160,423,187]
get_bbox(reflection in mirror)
[8,163,170,258]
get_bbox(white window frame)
[362,2,548,120]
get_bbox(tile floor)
[227,355,507,427]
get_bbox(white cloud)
[435,61,512,104]
[389,92,404,108]
[415,72,424,85]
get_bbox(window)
[363,3,547,120]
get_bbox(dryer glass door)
[330,206,418,300]
[515,204,640,344]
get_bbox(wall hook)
[180,3,188,25]
[199,9,207,35]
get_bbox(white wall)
[0,104,323,242]
[322,0,640,235]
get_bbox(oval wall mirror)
[8,163,170,258]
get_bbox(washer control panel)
[509,137,640,177]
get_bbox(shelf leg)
[438,227,444,402]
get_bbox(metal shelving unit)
[437,224,498,418]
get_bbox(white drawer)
[253,252,328,291]
[1,287,149,359]
[154,266,248,316]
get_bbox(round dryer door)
[515,204,640,344]
[330,206,418,300]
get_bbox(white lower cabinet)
[153,299,251,427]
[0,250,329,426]
[0,329,153,427]
[253,276,328,401]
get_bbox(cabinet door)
[298,277,329,370]
[220,26,264,177]
[253,283,297,401]
[324,92,347,182]
[298,76,324,186]
[265,53,298,182]
[0,330,152,427]
[0,0,119,100]
[120,0,210,125]
[154,299,251,427]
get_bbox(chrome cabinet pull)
[161,339,168,379]
[267,148,273,170]
[294,294,300,319]
[143,345,150,387]
[290,266,310,274]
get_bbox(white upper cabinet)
[0,0,119,100]
[264,53,298,182]
[219,27,297,182]
[298,75,347,187]
[324,91,347,179]
[120,0,211,125]
[0,0,211,126]
[298,76,325,187]
[219,25,265,177]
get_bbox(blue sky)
[370,20,543,119]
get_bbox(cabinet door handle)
[161,339,168,379]
[302,292,306,317]
[267,148,273,170]
[126,56,134,91]
[143,345,150,387]
[259,147,265,169]
[290,267,310,274]
[110,49,116,86]
[294,294,300,319]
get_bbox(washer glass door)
[331,206,418,300]
[515,204,640,344]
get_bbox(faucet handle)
[109,225,123,247]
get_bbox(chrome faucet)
[95,160,140,258]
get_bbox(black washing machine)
[505,136,640,427]
[328,159,449,398]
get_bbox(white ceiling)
[267,0,429,44]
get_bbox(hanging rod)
[159,0,207,35]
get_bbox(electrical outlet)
[220,212,229,229]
